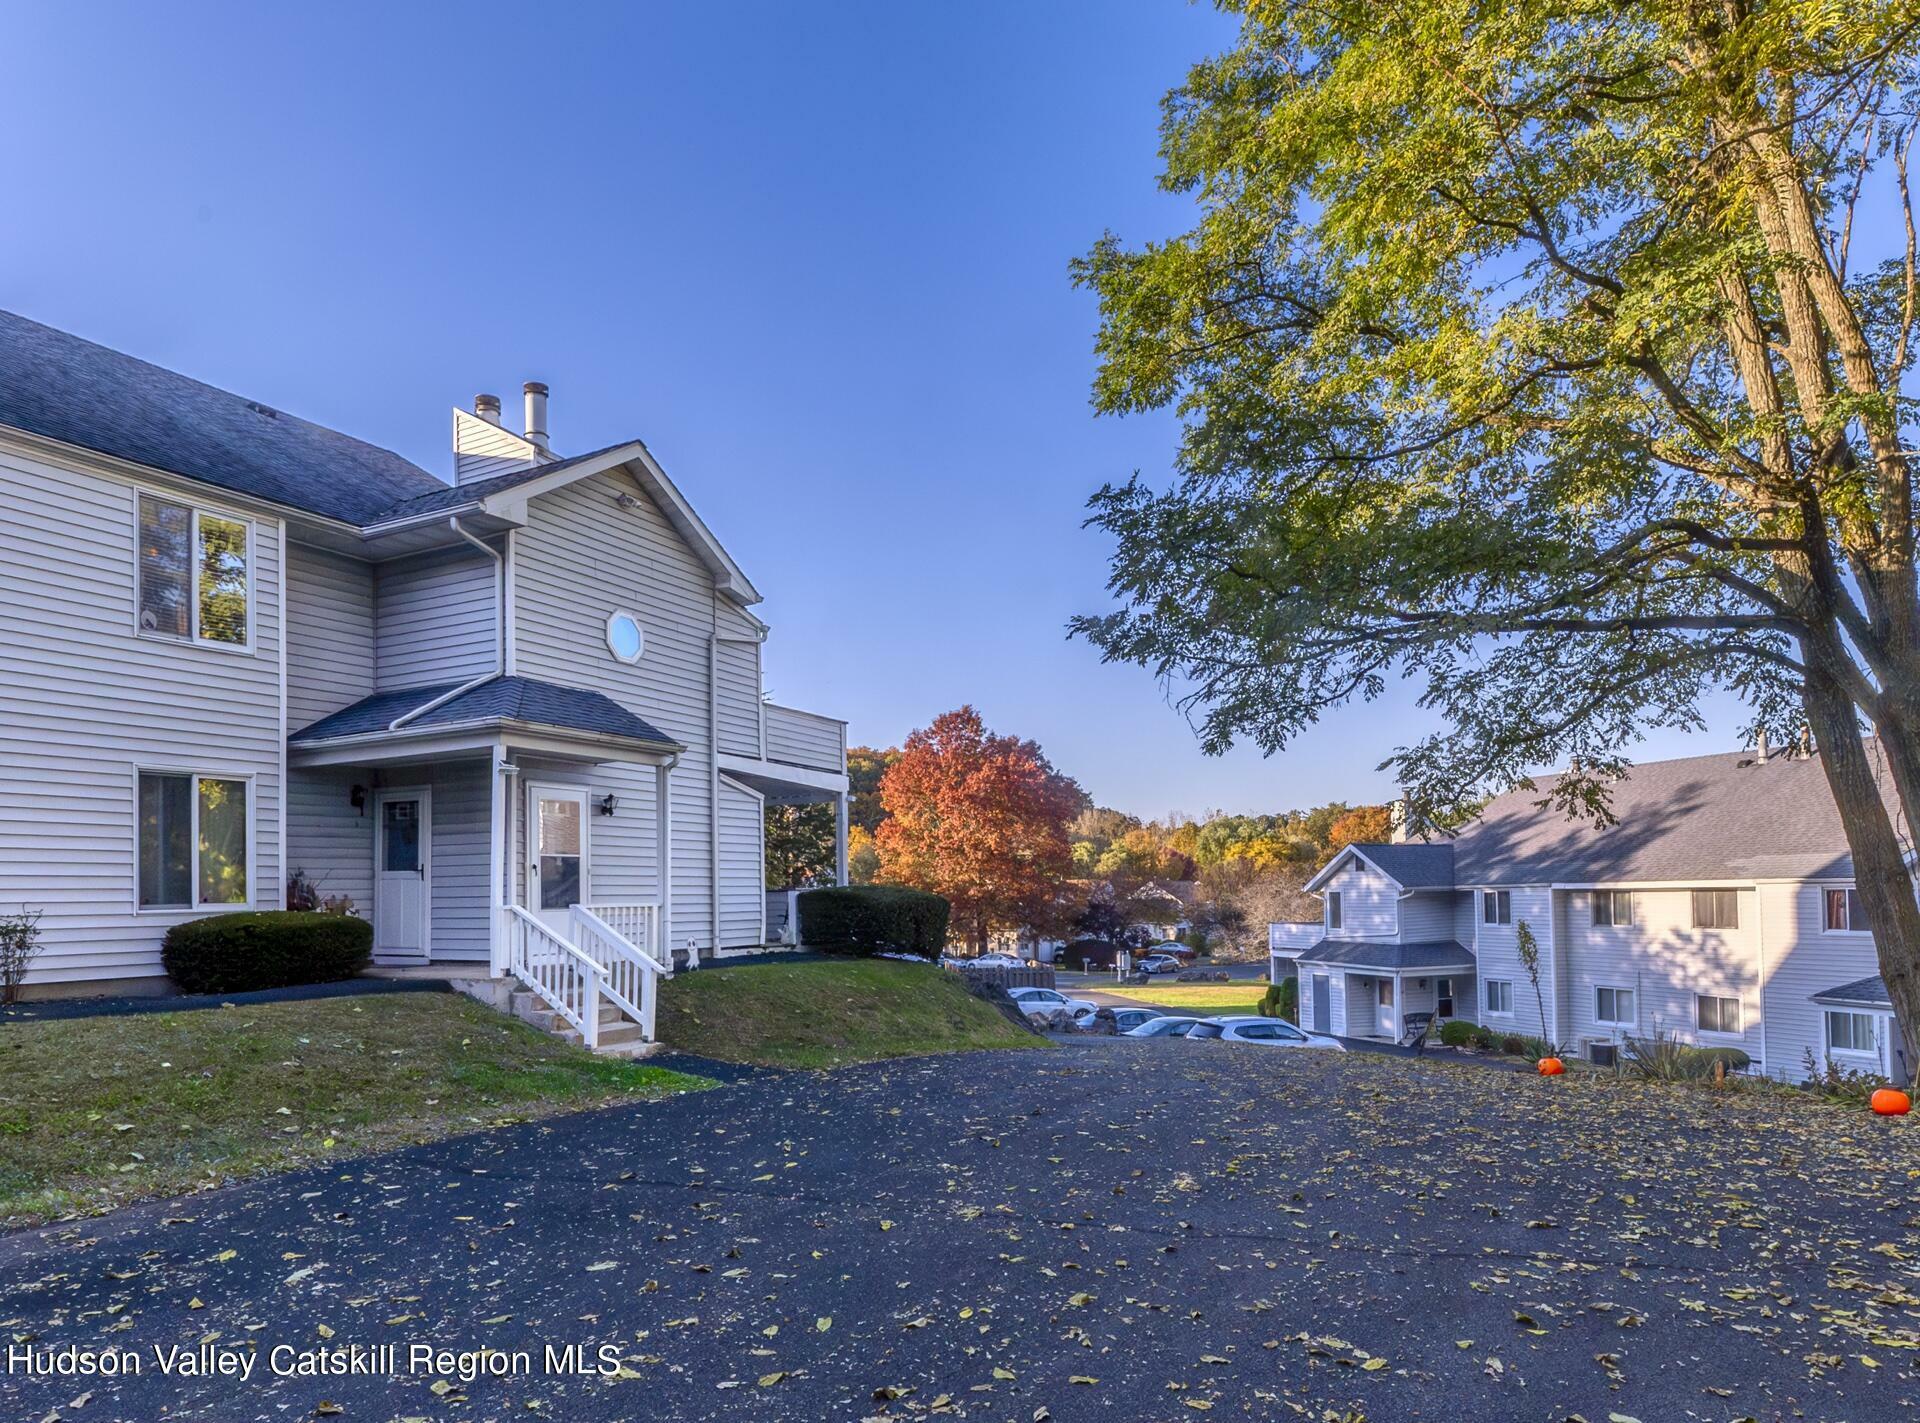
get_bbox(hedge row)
[162,911,372,994]
[795,886,951,958]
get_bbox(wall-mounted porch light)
[597,793,618,817]
[350,784,367,815]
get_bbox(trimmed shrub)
[1682,1045,1752,1078]
[1470,1025,1498,1050]
[796,886,950,958]
[1259,978,1299,1023]
[162,911,372,994]
[1437,1019,1477,1048]
[1500,1032,1526,1055]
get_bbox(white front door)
[1377,977,1396,1038]
[527,784,590,936]
[373,788,430,961]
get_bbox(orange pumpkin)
[1871,1088,1911,1117]
[1537,1057,1565,1077]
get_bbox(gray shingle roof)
[1445,746,1885,884]
[1812,975,1892,1008]
[0,308,450,524]
[1297,939,1475,971]
[290,676,681,750]
[1347,843,1455,888]
[368,443,632,522]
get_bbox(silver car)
[1122,1014,1212,1038]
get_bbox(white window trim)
[1819,885,1872,935]
[1483,889,1511,925]
[1824,1008,1880,1058]
[605,609,646,665]
[132,765,256,913]
[1484,978,1515,1017]
[1693,992,1743,1037]
[1689,888,1740,932]
[1325,890,1343,931]
[133,494,258,655]
[1593,983,1637,1027]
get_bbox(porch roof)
[290,676,682,753]
[1812,974,1892,1009]
[1297,939,1475,973]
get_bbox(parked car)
[1006,986,1098,1023]
[1122,1014,1212,1038]
[1189,1015,1345,1051]
[1091,1006,1164,1034]
[1136,954,1184,975]
[946,951,1026,969]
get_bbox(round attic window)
[606,611,645,664]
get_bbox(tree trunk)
[1802,677,1920,1085]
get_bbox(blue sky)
[2,1,1749,818]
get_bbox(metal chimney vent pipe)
[523,382,549,452]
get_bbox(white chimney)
[523,381,549,452]
[1389,797,1410,844]
[474,392,502,426]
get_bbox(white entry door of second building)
[527,784,590,937]
[373,787,431,963]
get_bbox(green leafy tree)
[764,803,836,889]
[846,746,901,836]
[1072,2,1920,1054]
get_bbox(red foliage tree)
[875,706,1081,951]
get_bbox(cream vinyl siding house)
[0,309,849,1004]
[1272,747,1910,1084]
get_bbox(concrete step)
[558,1020,648,1048]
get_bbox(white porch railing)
[571,905,660,1043]
[586,902,669,972]
[506,905,607,1050]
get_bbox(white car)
[1006,986,1099,1023]
[1192,1015,1345,1051]
[966,952,1027,969]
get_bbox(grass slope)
[0,992,710,1229]
[657,958,1047,1068]
[1100,982,1270,1016]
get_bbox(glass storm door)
[528,786,589,936]
[373,790,429,961]
[1377,977,1396,1038]
[1312,974,1331,1035]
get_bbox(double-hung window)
[1594,985,1636,1026]
[1482,890,1511,925]
[1591,890,1633,927]
[1484,979,1513,1015]
[1325,891,1342,931]
[138,770,250,908]
[1825,1009,1877,1055]
[1695,993,1741,1035]
[1690,889,1739,930]
[137,495,251,648]
[1824,888,1870,933]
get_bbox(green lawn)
[0,992,711,1229]
[1099,982,1271,1016]
[657,958,1049,1069]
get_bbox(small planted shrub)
[162,911,372,994]
[1437,1019,1477,1048]
[795,886,951,958]
[0,905,45,1006]
[1258,978,1299,1022]
[1500,1032,1526,1055]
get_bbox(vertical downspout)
[277,521,289,908]
[709,631,722,960]
[1755,884,1770,1077]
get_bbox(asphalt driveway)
[3,1038,1917,1421]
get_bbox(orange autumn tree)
[875,706,1082,952]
